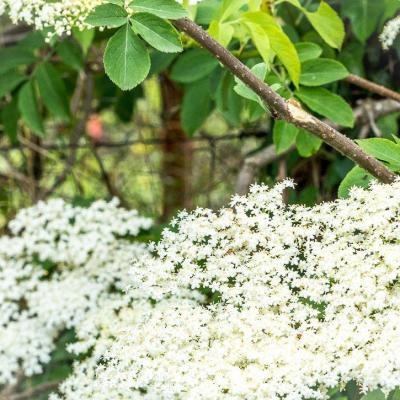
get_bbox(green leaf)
[234,63,267,106]
[72,28,95,55]
[35,63,70,121]
[215,72,242,126]
[244,21,272,65]
[0,71,26,99]
[242,12,300,87]
[170,49,219,83]
[181,78,212,136]
[18,81,45,136]
[85,3,128,27]
[196,0,220,25]
[295,87,354,128]
[17,31,46,52]
[285,0,345,49]
[306,2,345,49]
[131,13,182,53]
[208,20,234,47]
[0,48,36,74]
[1,98,19,144]
[57,40,83,71]
[360,390,386,400]
[104,24,150,90]
[356,138,400,169]
[338,166,373,199]
[342,0,385,43]
[295,42,322,62]
[296,129,322,157]
[273,120,298,154]
[300,58,348,86]
[219,0,247,22]
[150,52,177,75]
[129,0,188,19]
[389,389,400,400]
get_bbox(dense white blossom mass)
[0,0,202,36]
[52,180,400,400]
[0,198,151,386]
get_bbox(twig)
[345,74,400,103]
[173,18,395,184]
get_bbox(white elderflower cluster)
[0,198,152,386]
[0,0,202,36]
[380,15,400,49]
[0,0,102,36]
[54,180,400,400]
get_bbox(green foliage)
[131,13,182,53]
[35,63,70,122]
[170,49,219,82]
[285,0,345,49]
[300,58,348,86]
[296,87,354,128]
[128,0,188,19]
[273,120,298,154]
[85,3,128,27]
[104,24,150,90]
[296,129,322,157]
[181,78,212,136]
[18,81,45,136]
[0,71,26,99]
[340,137,400,198]
[342,1,386,43]
[295,42,322,62]
[338,166,373,199]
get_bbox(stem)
[173,18,396,184]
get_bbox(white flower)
[0,198,151,385]
[55,179,400,400]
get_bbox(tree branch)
[173,18,396,184]
[345,74,400,103]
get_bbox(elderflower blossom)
[0,0,202,36]
[55,180,400,400]
[380,15,400,49]
[0,198,152,386]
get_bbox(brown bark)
[160,74,192,221]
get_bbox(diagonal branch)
[173,18,396,184]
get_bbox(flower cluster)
[0,0,202,36]
[0,198,152,386]
[380,15,400,49]
[54,180,400,400]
